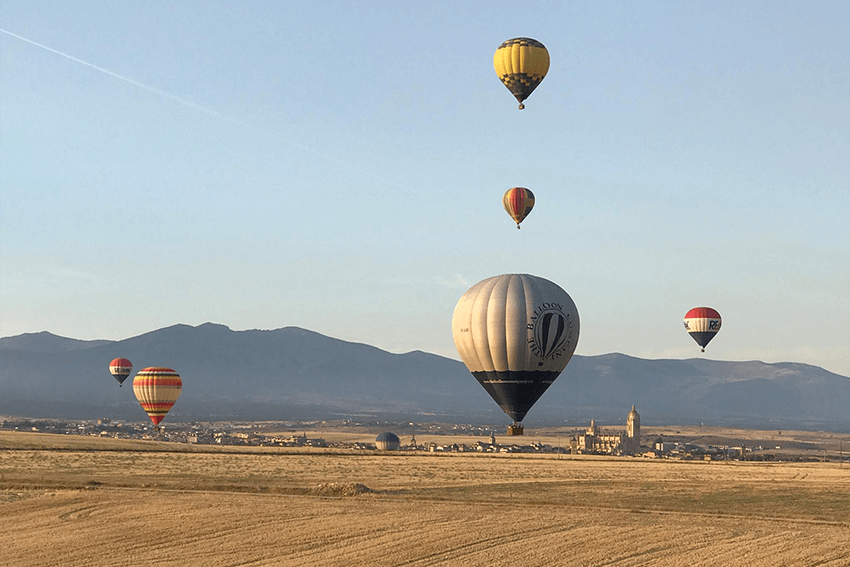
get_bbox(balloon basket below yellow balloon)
[518,103,525,110]
[507,423,524,436]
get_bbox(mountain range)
[2,323,848,431]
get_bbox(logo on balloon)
[527,302,573,364]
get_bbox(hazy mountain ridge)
[2,323,848,430]
[0,331,114,353]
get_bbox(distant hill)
[0,331,113,353]
[2,323,848,431]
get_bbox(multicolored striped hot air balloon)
[108,358,132,387]
[684,307,721,352]
[503,187,535,229]
[133,367,182,426]
[452,274,580,435]
[493,37,550,110]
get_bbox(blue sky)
[1,1,848,376]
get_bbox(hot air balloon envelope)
[375,432,400,451]
[452,274,580,424]
[503,187,535,228]
[493,37,550,109]
[108,358,132,386]
[133,367,182,426]
[684,307,721,351]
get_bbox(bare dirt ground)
[2,431,848,567]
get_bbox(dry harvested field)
[1,432,848,567]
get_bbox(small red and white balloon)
[683,307,721,352]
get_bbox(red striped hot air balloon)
[684,307,721,352]
[108,358,132,387]
[503,187,535,229]
[133,367,182,426]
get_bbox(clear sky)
[1,1,848,376]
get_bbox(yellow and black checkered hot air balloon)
[493,37,550,110]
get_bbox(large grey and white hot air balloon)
[452,274,579,435]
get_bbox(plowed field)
[2,432,848,566]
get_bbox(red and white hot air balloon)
[683,307,721,352]
[108,358,132,387]
[133,367,182,426]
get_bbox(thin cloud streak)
[0,28,402,189]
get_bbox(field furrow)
[2,432,848,566]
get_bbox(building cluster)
[571,405,641,455]
[2,411,836,463]
[652,441,745,461]
[0,417,577,453]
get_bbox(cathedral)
[573,405,641,455]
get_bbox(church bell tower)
[626,405,640,453]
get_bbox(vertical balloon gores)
[452,274,580,433]
[503,187,535,229]
[133,367,182,426]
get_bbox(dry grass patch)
[2,489,848,567]
[2,431,849,566]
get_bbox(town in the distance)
[4,402,846,463]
